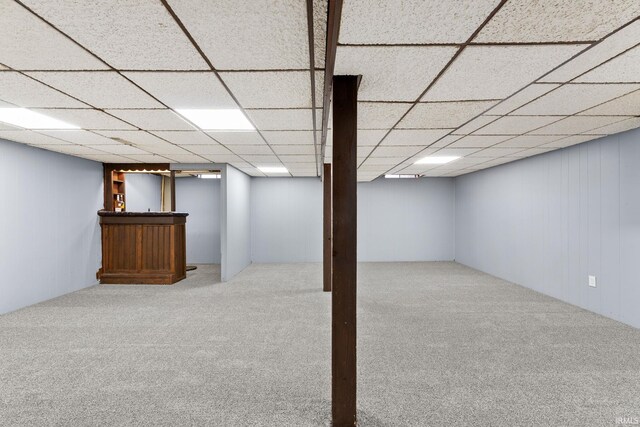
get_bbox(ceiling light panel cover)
[33,109,134,130]
[106,109,196,131]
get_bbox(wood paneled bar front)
[98,211,188,285]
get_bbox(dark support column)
[323,163,332,292]
[170,170,176,212]
[331,75,358,427]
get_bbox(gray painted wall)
[124,173,161,212]
[0,139,102,314]
[221,165,251,281]
[455,128,640,329]
[250,177,456,262]
[176,177,221,264]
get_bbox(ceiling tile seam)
[357,99,503,104]
[159,0,285,177]
[357,0,509,170]
[305,0,320,177]
[337,41,595,48]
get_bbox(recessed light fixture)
[414,156,460,165]
[198,173,221,179]
[258,166,288,174]
[175,109,254,131]
[384,174,420,179]
[0,108,79,129]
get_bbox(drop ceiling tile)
[335,46,457,101]
[242,154,280,163]
[371,146,423,158]
[261,130,314,146]
[0,121,21,130]
[530,116,629,135]
[0,130,68,145]
[485,84,560,115]
[279,155,316,163]
[91,144,150,155]
[83,154,136,163]
[580,90,640,116]
[106,110,196,131]
[178,144,232,156]
[0,72,87,107]
[207,131,266,145]
[201,154,245,163]
[495,135,561,148]
[44,144,105,156]
[541,21,640,83]
[423,46,584,101]
[164,154,210,163]
[313,0,327,67]
[475,0,640,42]
[357,146,375,158]
[94,130,167,146]
[22,0,208,70]
[577,46,640,83]
[133,142,190,155]
[434,148,480,157]
[291,170,318,177]
[33,109,135,130]
[475,116,561,135]
[470,147,525,157]
[246,109,313,130]
[315,71,324,108]
[26,72,162,108]
[587,117,640,135]
[356,130,388,146]
[124,154,173,163]
[166,0,308,69]
[272,145,316,155]
[150,130,216,145]
[382,129,452,146]
[542,134,603,148]
[448,135,511,148]
[362,157,405,166]
[226,145,273,155]
[511,147,557,158]
[429,134,463,148]
[0,0,108,70]
[513,83,640,115]
[358,103,411,129]
[36,130,119,145]
[340,0,499,44]
[453,116,498,135]
[398,101,496,129]
[220,72,311,108]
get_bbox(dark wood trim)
[331,75,358,427]
[323,163,332,292]
[170,170,176,212]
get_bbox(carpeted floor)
[0,262,639,426]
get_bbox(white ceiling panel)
[382,129,452,146]
[261,130,314,146]
[164,154,210,163]
[27,71,162,108]
[166,0,308,70]
[359,103,411,129]
[0,130,69,145]
[475,116,561,135]
[207,131,266,146]
[429,134,463,148]
[475,0,640,42]
[279,155,316,163]
[33,109,135,130]
[226,145,273,155]
[94,130,167,146]
[362,157,405,166]
[0,72,87,108]
[246,109,313,130]
[486,84,560,115]
[541,21,640,83]
[357,146,376,158]
[587,117,640,135]
[242,155,281,164]
[452,116,498,135]
[530,116,630,135]
[124,72,237,109]
[37,130,120,145]
[315,71,324,108]
[44,144,105,156]
[106,109,196,131]
[577,45,640,83]
[151,130,216,145]
[340,0,499,44]
[123,154,173,163]
[580,90,640,116]
[513,84,640,115]
[335,46,457,101]
[495,135,561,148]
[313,0,327,67]
[178,145,231,156]
[22,0,208,70]
[0,121,20,130]
[272,145,316,155]
[91,144,150,155]
[423,45,584,101]
[470,147,525,157]
[448,135,511,148]
[0,0,107,70]
[398,101,496,129]
[371,146,422,158]
[201,153,245,163]
[131,142,190,155]
[220,71,311,108]
[541,134,603,148]
[433,148,480,157]
[355,130,388,146]
[83,154,137,163]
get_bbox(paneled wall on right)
[455,128,640,328]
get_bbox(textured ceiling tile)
[579,90,640,116]
[106,109,196,131]
[448,135,511,148]
[123,154,173,163]
[434,148,480,157]
[226,145,273,155]
[201,153,245,163]
[129,142,189,155]
[362,157,405,166]
[150,131,216,145]
[0,121,21,130]
[0,72,87,107]
[398,101,496,129]
[541,21,640,83]
[340,0,499,44]
[0,130,68,145]
[486,84,560,115]
[167,0,308,69]
[207,131,266,146]
[313,0,327,67]
[452,115,499,135]
[272,144,316,155]
[45,144,105,156]
[577,45,640,83]
[37,130,119,145]
[22,0,208,70]
[513,84,640,115]
[246,109,313,130]
[33,108,135,130]
[94,130,166,146]
[382,129,452,146]
[164,154,210,163]
[429,134,463,148]
[542,134,603,148]
[359,103,411,129]
[0,0,107,70]
[335,46,457,101]
[122,72,236,109]
[357,146,375,158]
[495,135,561,148]
[261,130,314,145]
[475,116,561,135]
[90,144,150,155]
[315,71,324,108]
[423,45,584,101]
[530,116,630,135]
[586,117,640,135]
[179,144,232,155]
[470,147,524,157]
[371,145,422,158]
[475,0,640,42]
[279,154,316,163]
[83,154,136,163]
[512,147,556,158]
[356,130,388,146]
[220,72,311,108]
[242,154,280,163]
[27,72,162,108]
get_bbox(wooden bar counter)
[98,211,188,285]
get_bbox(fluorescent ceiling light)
[414,156,460,165]
[0,108,79,129]
[198,173,221,179]
[175,109,254,130]
[258,166,288,174]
